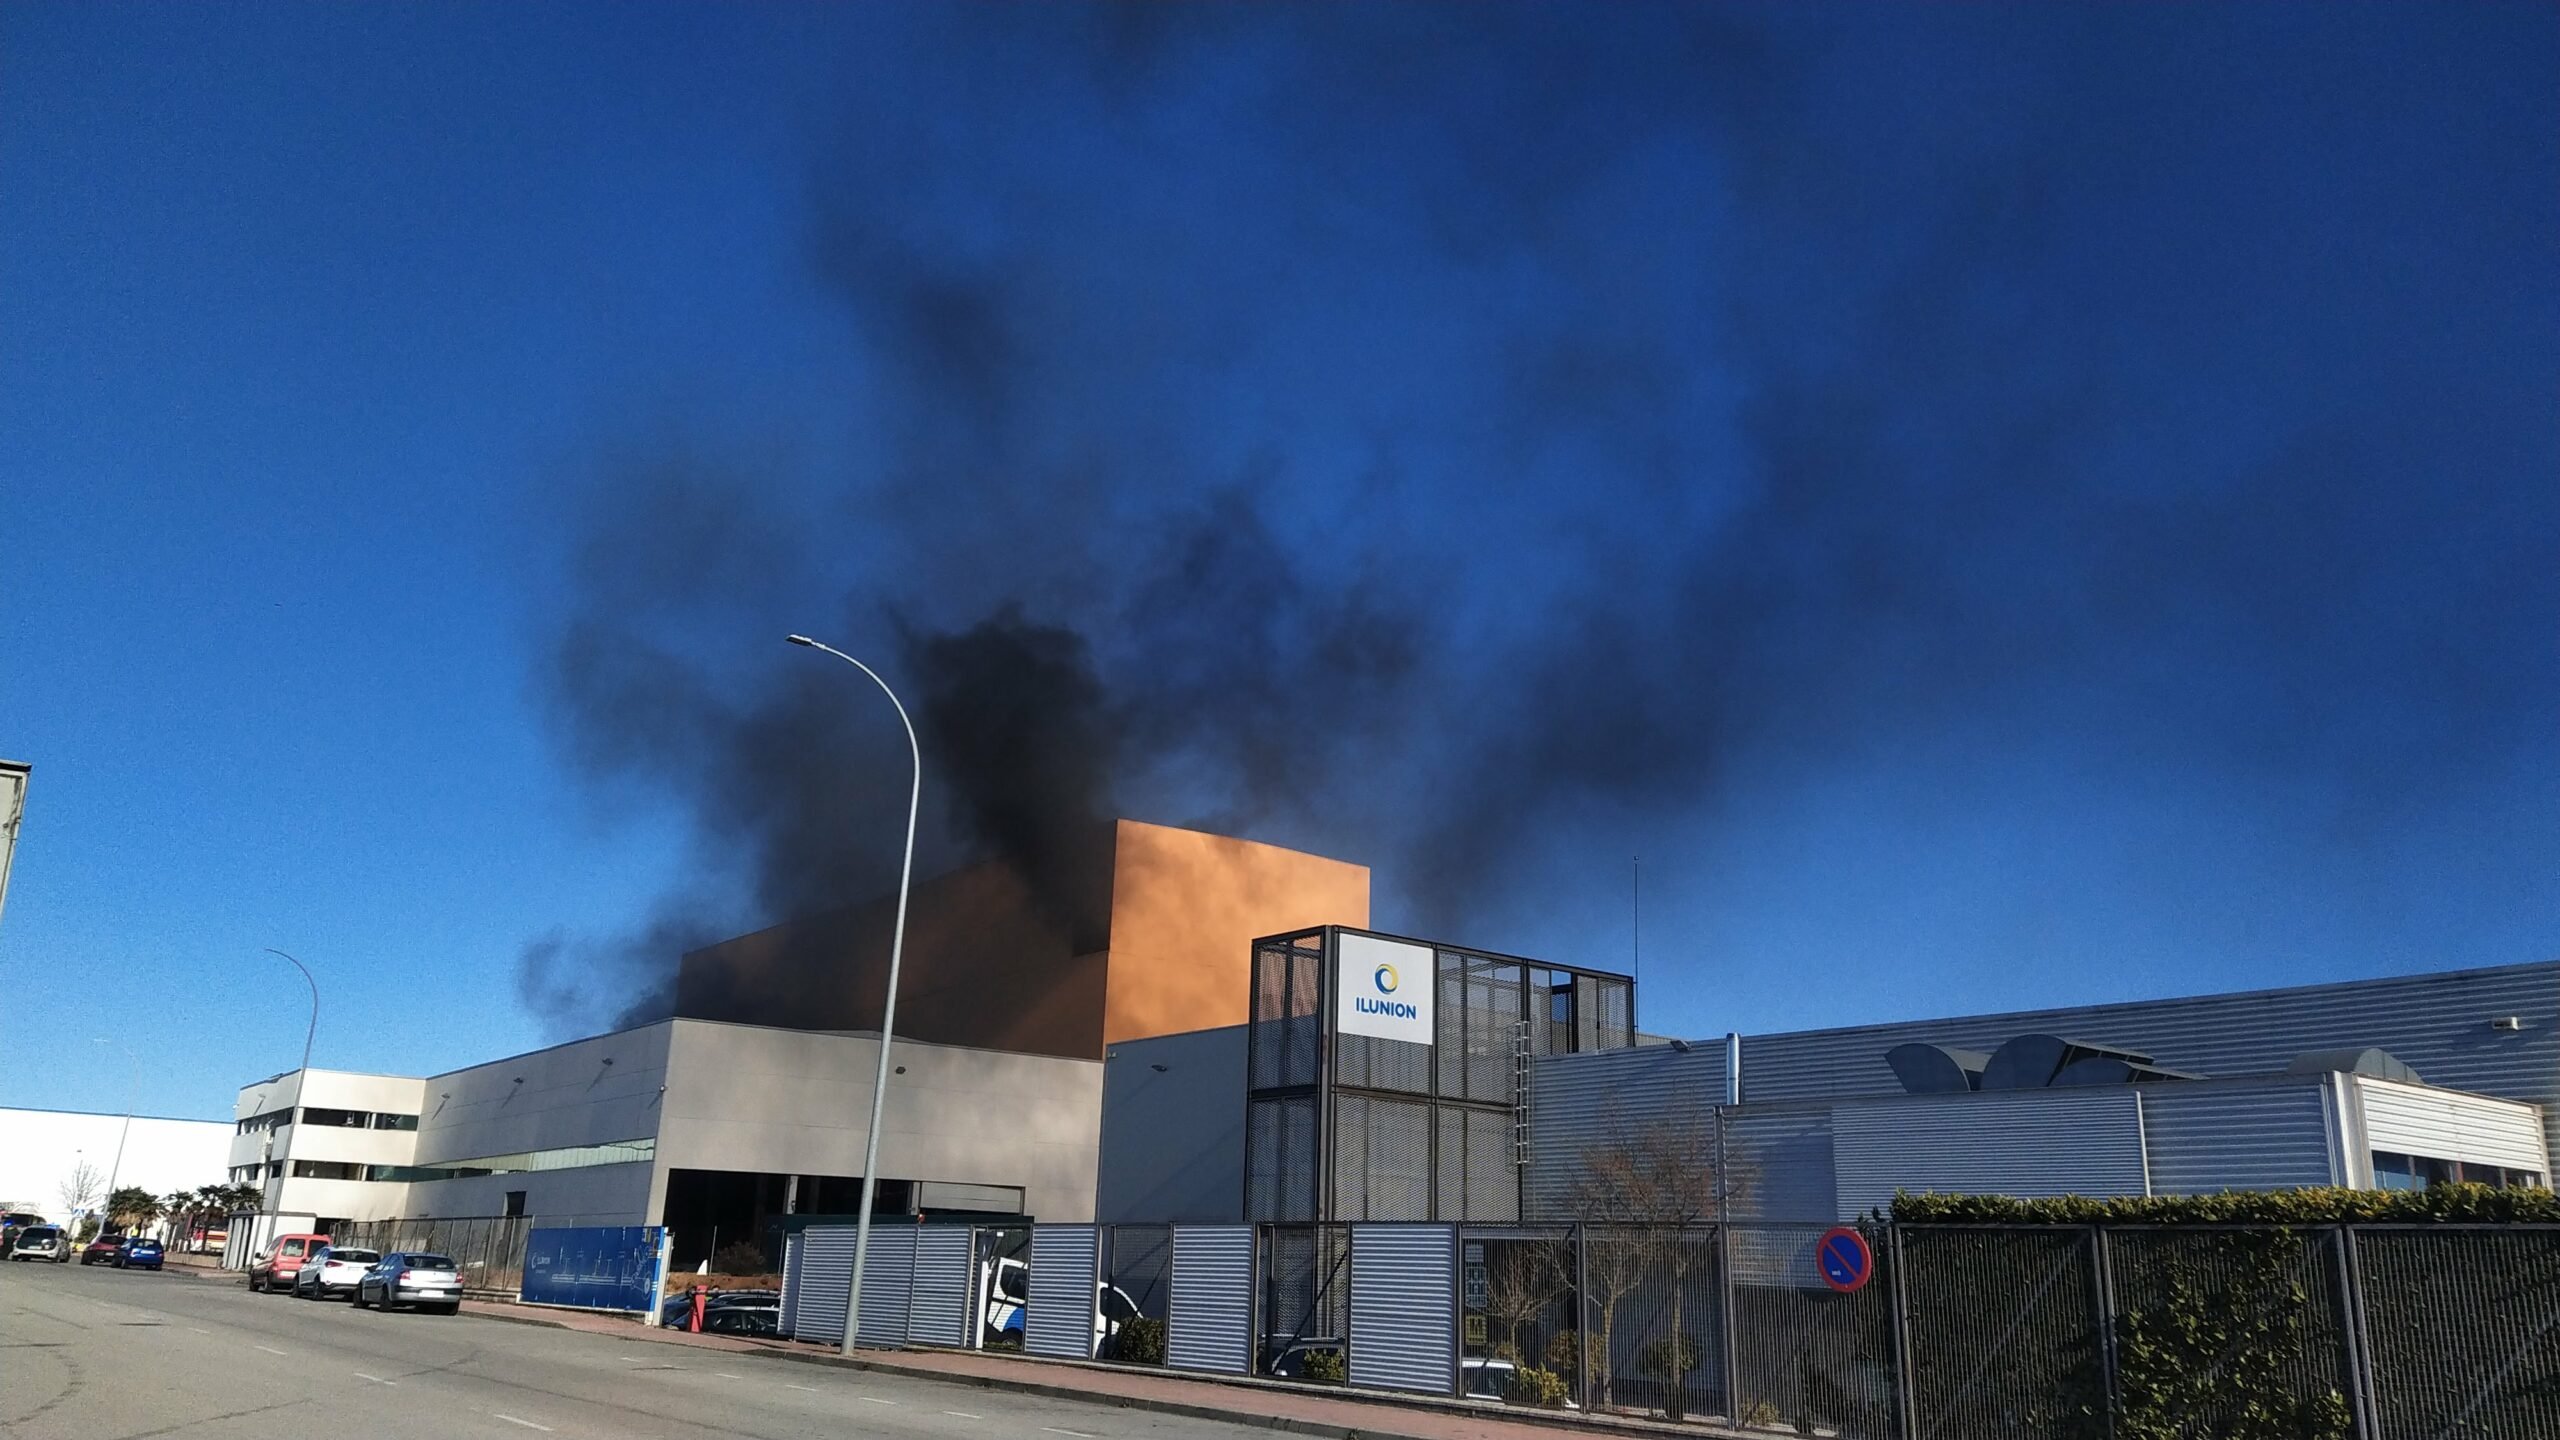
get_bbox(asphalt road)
[0,1260,1259,1440]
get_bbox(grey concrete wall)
[412,1024,674,1169]
[403,1161,653,1226]
[658,1019,1103,1224]
[1097,1026,1246,1224]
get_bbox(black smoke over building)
[520,6,2559,1035]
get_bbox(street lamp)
[264,948,319,1080]
[785,633,921,1357]
[94,1037,135,1236]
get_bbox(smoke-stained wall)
[676,819,1366,1060]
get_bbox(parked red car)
[247,1232,330,1293]
[80,1235,127,1265]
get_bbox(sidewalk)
[462,1298,1760,1440]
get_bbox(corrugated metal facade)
[1522,1046,1721,1219]
[906,1227,975,1347]
[1346,1224,1456,1396]
[1167,1225,1255,1374]
[1734,961,2560,1151]
[2359,1077,2550,1173]
[1832,1089,2148,1218]
[856,1228,918,1347]
[786,1225,859,1344]
[1723,1104,1837,1221]
[1024,1224,1100,1359]
[2140,1078,2340,1193]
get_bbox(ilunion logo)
[1374,963,1400,994]
[1356,959,1419,1021]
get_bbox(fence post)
[1573,1224,1591,1412]
[2337,1225,2380,1440]
[1890,1225,1920,1440]
[2090,1226,2119,1440]
[1717,1223,1739,1425]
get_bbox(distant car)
[81,1235,127,1265]
[112,1236,164,1271]
[7,1225,71,1263]
[293,1244,380,1299]
[354,1251,463,1314]
[247,1232,330,1293]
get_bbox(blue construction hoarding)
[520,1225,667,1313]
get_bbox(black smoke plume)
[522,6,2557,1036]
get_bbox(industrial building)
[1519,958,2556,1223]
[1,1106,232,1226]
[227,821,1369,1264]
[220,811,2553,1264]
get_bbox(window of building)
[290,1161,366,1181]
[373,1137,655,1184]
[372,1113,420,1132]
[299,1107,370,1128]
[235,1108,293,1135]
[2372,1151,2547,1191]
[504,1191,527,1218]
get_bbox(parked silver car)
[293,1244,381,1300]
[7,1225,71,1263]
[352,1251,462,1314]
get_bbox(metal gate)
[1349,1224,1458,1395]
[787,1225,859,1344]
[857,1227,918,1347]
[908,1227,975,1347]
[1025,1224,1100,1359]
[1170,1225,1256,1374]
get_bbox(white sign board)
[1336,933,1435,1045]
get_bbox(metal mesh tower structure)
[1244,926,1636,1225]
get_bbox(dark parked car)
[353,1251,462,1314]
[660,1287,781,1329]
[115,1236,165,1271]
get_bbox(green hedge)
[1891,1183,2560,1226]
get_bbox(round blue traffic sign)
[1817,1226,1873,1293]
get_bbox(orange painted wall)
[1100,819,1370,1046]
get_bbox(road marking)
[716,1372,742,1380]
[1043,1429,1096,1437]
[255,1345,288,1356]
[353,1373,397,1386]
[493,1417,553,1432]
[786,1383,820,1392]
[861,1396,899,1406]
[942,1409,983,1419]
[189,1327,210,1334]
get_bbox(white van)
[979,1256,1143,1353]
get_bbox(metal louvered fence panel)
[1169,1226,1255,1374]
[1348,1224,1455,1396]
[1025,1225,1100,1359]
[787,1225,858,1345]
[907,1227,975,1347]
[855,1228,917,1347]
[780,1231,803,1335]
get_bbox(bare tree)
[1562,1108,1745,1419]
[58,1160,105,1220]
[1482,1241,1568,1364]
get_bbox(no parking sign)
[1816,1226,1873,1293]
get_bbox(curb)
[356,1298,1752,1440]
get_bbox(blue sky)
[3,4,2553,1123]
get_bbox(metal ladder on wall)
[1510,1018,1533,1163]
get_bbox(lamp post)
[785,633,921,1357]
[94,1038,135,1236]
[264,948,319,1080]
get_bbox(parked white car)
[979,1256,1142,1351]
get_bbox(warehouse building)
[1521,958,2557,1223]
